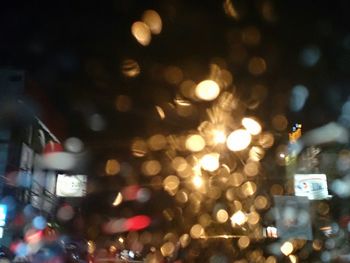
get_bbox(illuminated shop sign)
[294,173,329,200]
[0,204,7,227]
[0,204,7,238]
[56,174,87,197]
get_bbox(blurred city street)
[1,0,350,262]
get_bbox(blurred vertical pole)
[286,123,302,194]
[0,130,10,197]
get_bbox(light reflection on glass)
[155,105,166,119]
[200,153,220,172]
[142,9,162,35]
[105,159,120,175]
[227,129,252,151]
[195,80,220,101]
[131,21,152,46]
[121,58,140,77]
[112,192,123,206]
[230,210,247,226]
[242,117,262,135]
[185,134,205,152]
[192,174,204,188]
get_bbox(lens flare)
[121,59,140,77]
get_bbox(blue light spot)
[300,46,321,67]
[289,85,309,112]
[1,196,16,213]
[33,216,47,230]
[15,242,29,257]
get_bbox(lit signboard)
[0,204,7,238]
[294,173,329,200]
[56,174,87,197]
[0,204,7,227]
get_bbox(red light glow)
[25,229,43,244]
[124,215,151,231]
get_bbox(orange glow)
[141,160,161,176]
[248,57,266,75]
[195,80,220,101]
[142,10,162,35]
[121,59,140,77]
[105,159,120,175]
[115,95,132,112]
[155,105,165,119]
[223,0,239,20]
[185,134,205,152]
[131,21,151,46]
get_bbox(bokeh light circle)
[195,80,220,101]
[226,129,252,151]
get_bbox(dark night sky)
[2,0,350,130]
